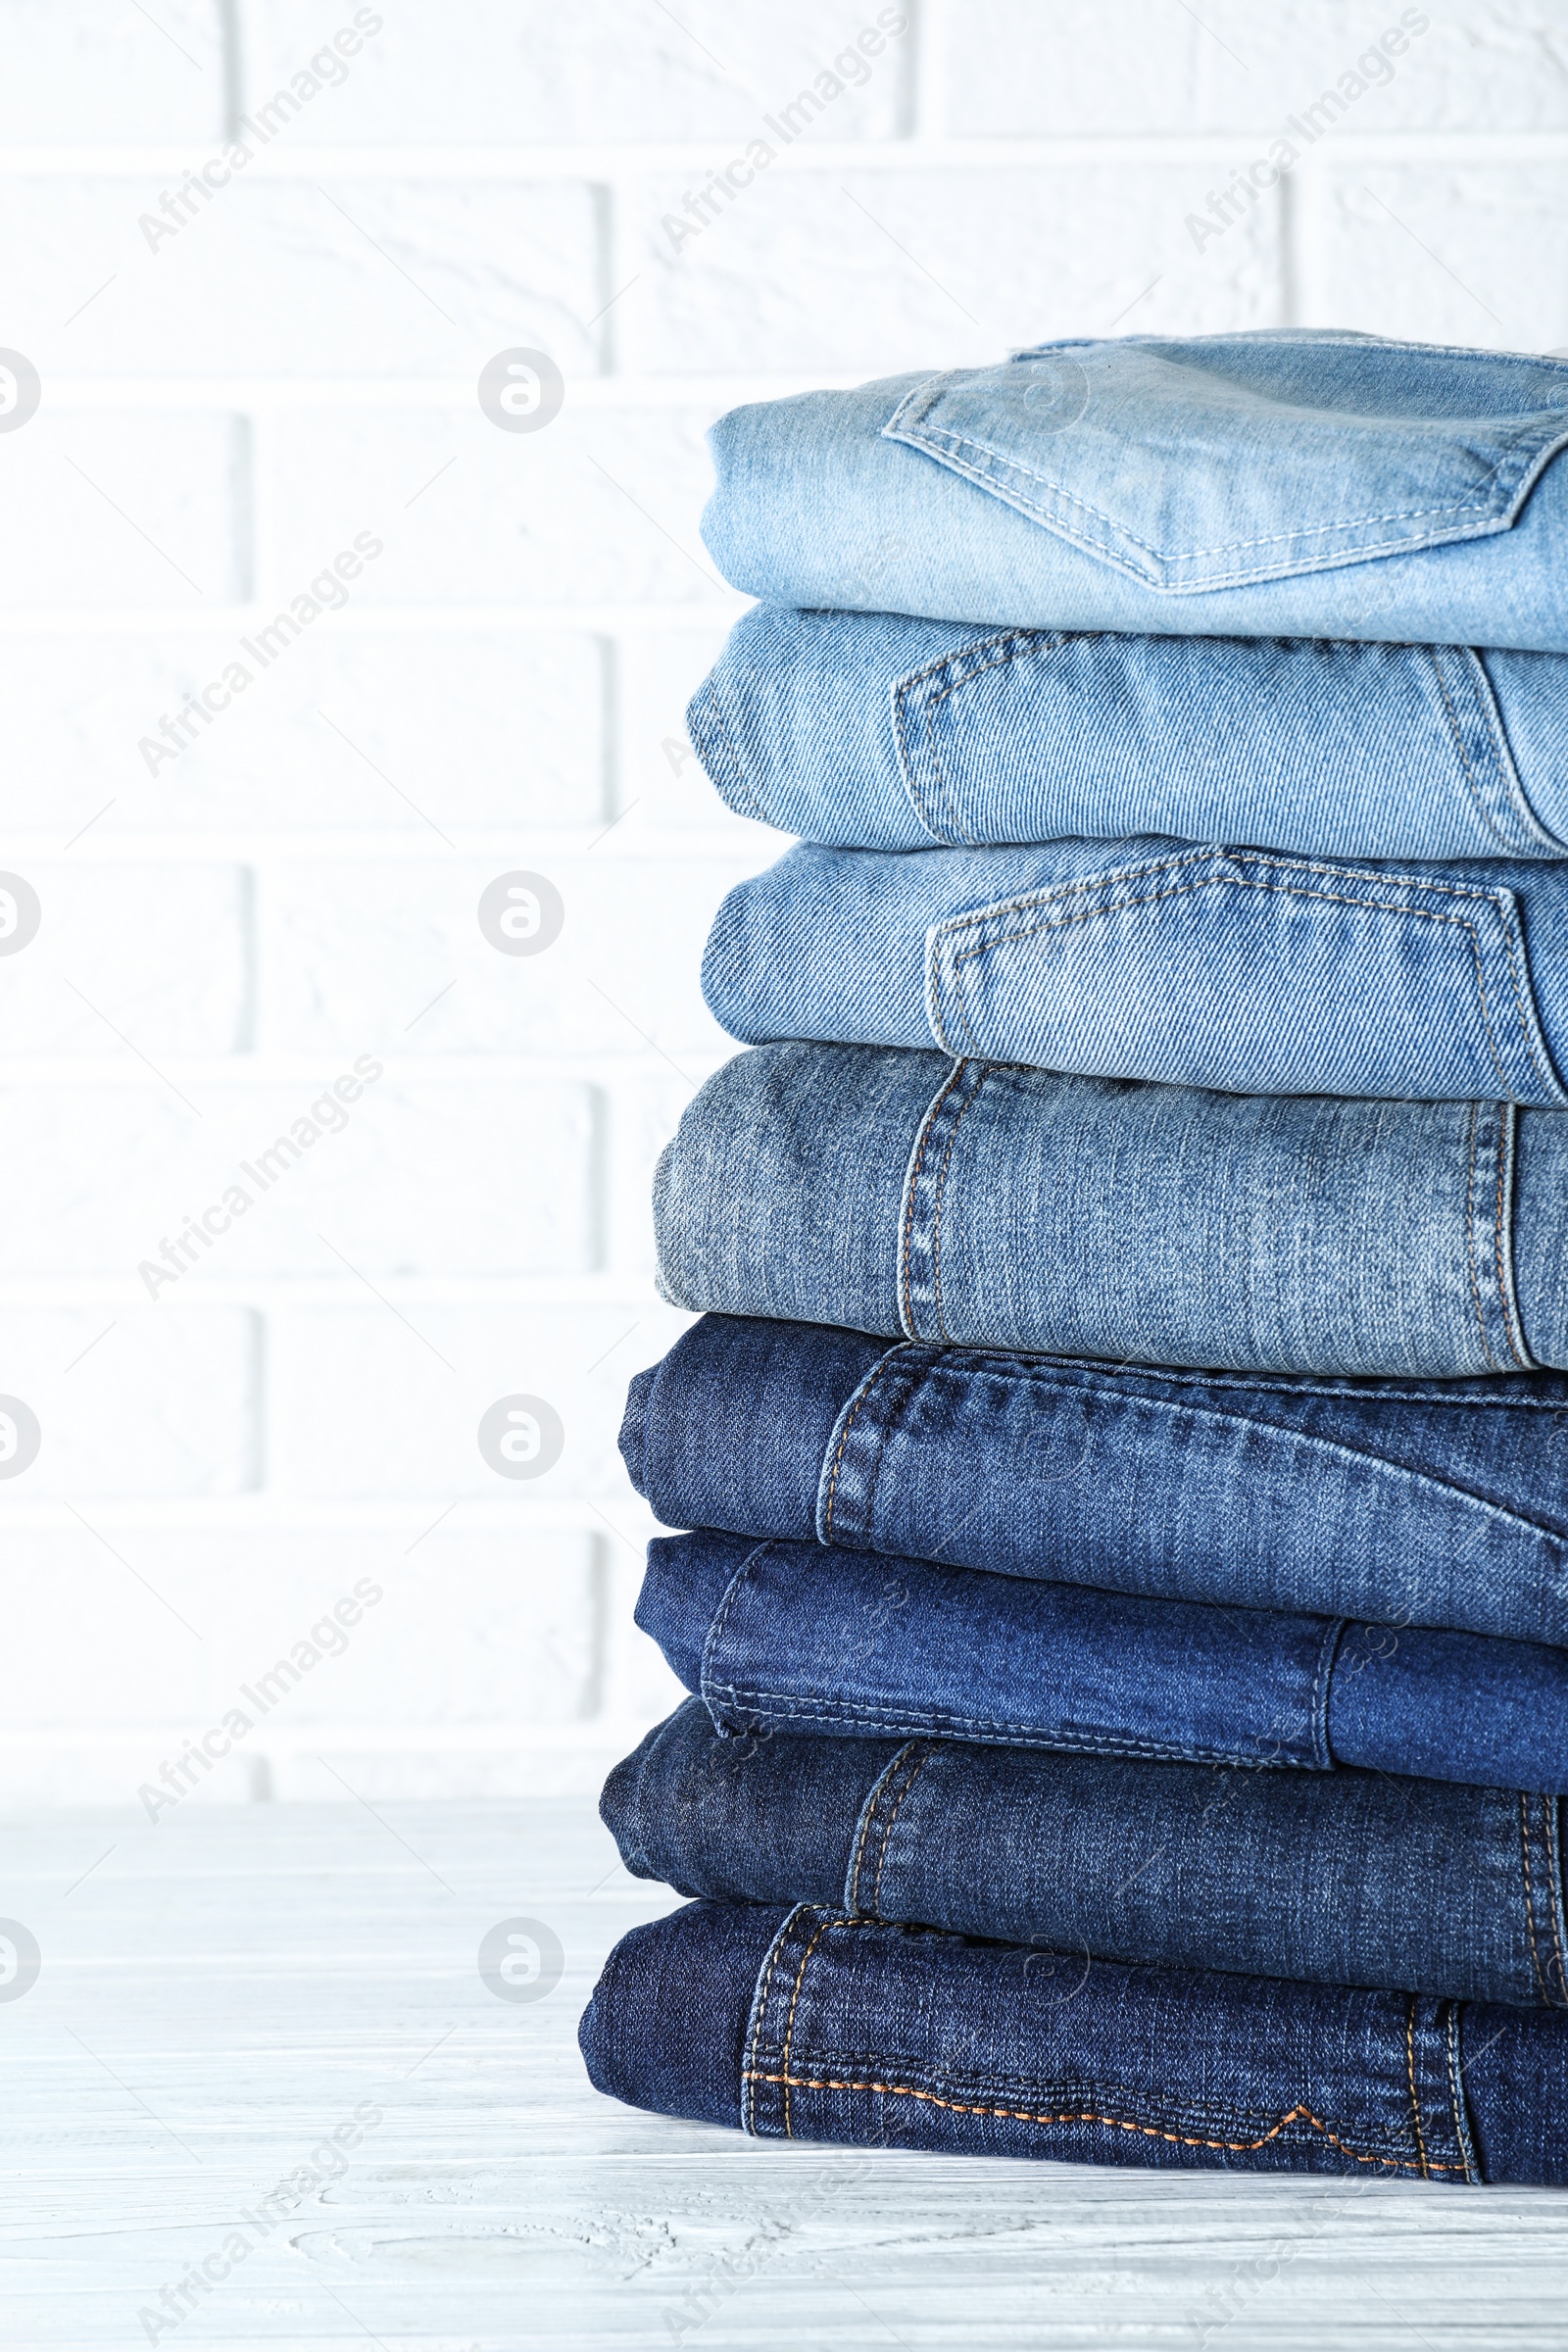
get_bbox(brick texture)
[0,0,1550,1799]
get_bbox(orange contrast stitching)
[1406,1999,1430,2180]
[778,1916,836,2140]
[741,2071,1458,2174]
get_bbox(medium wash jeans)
[636,1530,1568,1794]
[701,331,1568,653]
[606,1701,1568,2010]
[654,1044,1568,1377]
[580,1898,1568,2182]
[690,606,1568,860]
[704,839,1568,1107]
[622,1315,1568,1647]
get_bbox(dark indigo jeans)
[690,605,1568,860]
[635,1530,1568,1795]
[580,1898,1568,2182]
[606,1701,1568,2011]
[622,1315,1568,1647]
[654,1044,1568,1377]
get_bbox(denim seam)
[906,1348,1568,1410]
[690,680,768,824]
[870,1742,934,1916]
[900,629,1060,846]
[1547,1798,1568,2008]
[1468,648,1568,854]
[898,1060,970,1340]
[844,1740,926,1913]
[1519,1793,1553,2007]
[1494,1104,1537,1370]
[1465,1102,1500,1373]
[1405,1999,1430,2180]
[741,2066,1461,2175]
[929,1066,990,1342]
[1311,1620,1346,1772]
[1445,2005,1481,2185]
[884,375,1568,565]
[933,864,1562,1107]
[902,425,1559,556]
[742,1902,812,2137]
[819,1348,902,1544]
[699,1538,776,1706]
[1429,649,1562,858]
[704,1687,1313,1766]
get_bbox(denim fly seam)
[738,1905,1476,2176]
[815,1342,941,1546]
[915,849,1568,1109]
[1520,1795,1568,2008]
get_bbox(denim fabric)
[654,1044,1568,1377]
[703,840,1568,1107]
[635,1529,1568,1793]
[700,332,1568,654]
[621,1315,1568,1647]
[690,606,1568,860]
[605,1700,1568,2009]
[580,1898,1568,2182]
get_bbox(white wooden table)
[5,1798,1567,2350]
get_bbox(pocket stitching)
[935,862,1562,1105]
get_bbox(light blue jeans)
[654,1044,1568,1377]
[690,605,1568,859]
[701,331,1568,653]
[703,838,1568,1106]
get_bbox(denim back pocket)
[925,848,1568,1107]
[883,332,1568,594]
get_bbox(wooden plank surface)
[3,1797,1566,2350]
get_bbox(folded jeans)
[654,1044,1568,1377]
[701,331,1568,653]
[605,1701,1568,2010]
[622,1315,1568,1647]
[580,1898,1568,2182]
[691,605,1568,860]
[703,839,1568,1107]
[636,1529,1568,1793]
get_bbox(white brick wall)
[3,1,1563,1803]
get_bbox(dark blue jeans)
[636,1530,1568,1794]
[623,1315,1568,1648]
[606,1702,1568,2011]
[580,1899,1568,2182]
[655,1044,1568,1377]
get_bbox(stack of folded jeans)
[581,329,1568,2186]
